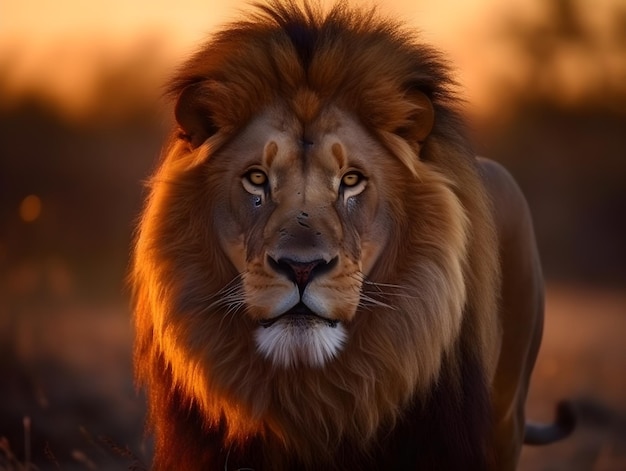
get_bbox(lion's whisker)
[362,280,405,290]
[357,293,396,310]
[198,276,246,318]
[351,273,406,291]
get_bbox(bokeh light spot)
[19,194,42,222]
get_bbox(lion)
[131,2,574,470]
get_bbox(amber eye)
[246,169,268,187]
[341,171,363,188]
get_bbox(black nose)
[268,256,337,294]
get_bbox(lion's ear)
[174,83,219,148]
[397,91,434,144]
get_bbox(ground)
[1,283,625,470]
[519,285,626,471]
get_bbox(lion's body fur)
[131,3,548,470]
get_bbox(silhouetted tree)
[494,0,626,109]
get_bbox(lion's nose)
[268,256,337,294]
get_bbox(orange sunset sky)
[0,1,555,111]
[1,0,623,117]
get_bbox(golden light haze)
[1,0,623,116]
[0,0,509,113]
[19,195,42,223]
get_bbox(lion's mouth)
[259,303,339,329]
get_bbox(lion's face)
[212,105,394,368]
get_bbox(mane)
[133,2,500,469]
[167,1,466,155]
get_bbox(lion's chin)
[254,313,347,368]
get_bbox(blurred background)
[1,0,625,469]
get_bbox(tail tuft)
[524,400,577,445]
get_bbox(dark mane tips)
[253,1,322,69]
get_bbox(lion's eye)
[242,168,269,203]
[339,170,367,203]
[341,171,363,188]
[246,170,268,187]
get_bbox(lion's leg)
[478,158,545,471]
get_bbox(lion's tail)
[524,400,577,445]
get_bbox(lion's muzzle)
[267,256,338,294]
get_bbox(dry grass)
[1,284,625,469]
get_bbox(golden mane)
[132,2,505,470]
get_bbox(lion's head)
[200,102,472,372]
[132,3,500,469]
